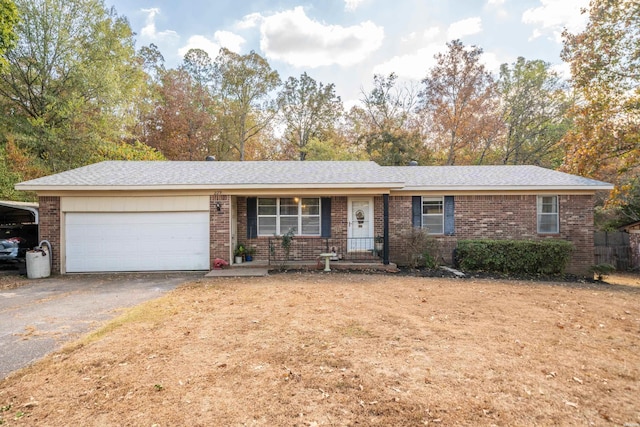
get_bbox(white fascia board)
[16,182,406,192]
[396,184,615,192]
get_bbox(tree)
[418,40,500,165]
[145,68,218,160]
[213,48,280,161]
[0,0,18,70]
[182,48,215,89]
[0,0,146,171]
[277,72,342,160]
[358,73,426,165]
[561,0,640,198]
[139,43,166,82]
[497,57,570,167]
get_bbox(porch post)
[383,194,389,265]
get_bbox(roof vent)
[408,160,418,166]
[205,155,216,161]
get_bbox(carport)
[0,200,39,225]
[0,200,39,255]
[0,200,39,271]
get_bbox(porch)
[227,195,392,268]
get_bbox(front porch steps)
[204,260,397,278]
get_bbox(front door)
[348,197,374,251]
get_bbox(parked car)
[0,238,26,262]
[0,239,19,261]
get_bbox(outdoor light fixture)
[215,201,222,212]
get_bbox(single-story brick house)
[15,160,613,275]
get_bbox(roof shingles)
[15,161,613,191]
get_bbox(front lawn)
[1,273,639,426]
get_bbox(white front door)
[347,197,374,251]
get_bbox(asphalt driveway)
[0,272,200,380]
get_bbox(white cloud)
[373,43,445,81]
[237,12,263,30]
[522,0,589,42]
[178,31,246,59]
[215,31,246,52]
[479,51,506,73]
[258,6,384,68]
[447,17,482,40]
[140,8,179,41]
[401,26,440,44]
[485,0,508,19]
[345,0,366,12]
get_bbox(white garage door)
[65,212,209,272]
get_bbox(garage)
[65,211,209,273]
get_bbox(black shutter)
[321,197,331,237]
[444,196,455,236]
[412,196,422,227]
[247,197,257,239]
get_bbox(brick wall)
[388,194,595,275]
[38,196,61,274]
[236,196,350,262]
[39,193,595,274]
[209,195,230,268]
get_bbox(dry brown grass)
[1,272,639,426]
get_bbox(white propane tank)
[26,240,52,279]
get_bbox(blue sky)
[105,0,589,104]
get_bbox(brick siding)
[38,196,61,274]
[209,195,230,268]
[389,194,595,275]
[38,192,596,275]
[236,196,351,262]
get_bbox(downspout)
[383,194,389,265]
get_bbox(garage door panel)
[66,212,209,272]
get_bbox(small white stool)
[318,253,334,272]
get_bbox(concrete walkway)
[204,267,269,277]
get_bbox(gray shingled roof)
[16,161,402,188]
[388,165,613,190]
[15,161,613,191]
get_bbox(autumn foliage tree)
[498,57,570,167]
[0,0,148,172]
[144,69,214,160]
[561,0,640,202]
[358,73,425,165]
[213,48,280,161]
[277,72,342,160]
[418,40,501,165]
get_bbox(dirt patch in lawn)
[1,273,639,426]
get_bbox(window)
[422,197,444,234]
[537,195,559,234]
[257,197,321,236]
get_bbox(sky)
[105,0,590,105]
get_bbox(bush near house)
[456,239,573,275]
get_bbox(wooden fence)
[594,231,632,270]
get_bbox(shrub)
[590,263,615,281]
[400,228,441,268]
[456,239,573,275]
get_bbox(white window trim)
[257,197,321,236]
[537,195,559,234]
[422,196,444,235]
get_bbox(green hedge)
[456,239,573,275]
